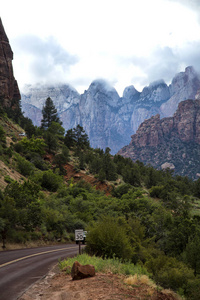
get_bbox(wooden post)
[79,241,81,254]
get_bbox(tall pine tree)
[41,97,62,129]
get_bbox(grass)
[124,274,156,287]
[59,253,150,276]
[191,198,200,216]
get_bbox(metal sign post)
[75,229,84,254]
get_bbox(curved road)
[0,244,79,300]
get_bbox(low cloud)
[179,41,200,73]
[13,35,78,84]
[122,47,180,88]
[120,43,200,90]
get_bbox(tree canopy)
[41,97,62,129]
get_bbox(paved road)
[0,244,79,300]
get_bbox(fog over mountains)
[21,66,200,153]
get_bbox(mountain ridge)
[21,66,200,153]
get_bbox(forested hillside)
[1,98,200,299]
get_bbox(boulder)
[71,261,95,280]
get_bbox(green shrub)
[9,230,31,244]
[16,154,34,176]
[41,170,62,192]
[86,216,134,260]
[30,231,42,241]
[4,175,14,184]
[112,184,132,198]
[149,186,164,198]
[185,278,200,300]
[145,254,194,291]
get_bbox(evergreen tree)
[73,124,89,149]
[41,97,62,129]
[64,125,89,150]
[64,128,76,149]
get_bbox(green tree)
[44,131,58,152]
[102,147,117,181]
[98,168,106,182]
[47,122,65,139]
[53,153,68,175]
[73,124,89,149]
[64,129,76,149]
[0,196,18,248]
[64,125,89,150]
[185,234,200,276]
[0,125,6,144]
[41,97,62,129]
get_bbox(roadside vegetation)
[1,97,200,298]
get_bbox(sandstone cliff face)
[118,99,200,179]
[0,18,20,107]
[21,67,200,154]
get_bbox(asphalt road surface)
[0,244,79,300]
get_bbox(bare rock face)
[160,66,200,117]
[71,261,95,280]
[79,80,126,152]
[0,18,20,107]
[118,99,200,179]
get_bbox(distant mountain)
[118,96,200,179]
[21,66,200,153]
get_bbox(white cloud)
[1,0,200,95]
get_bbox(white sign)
[75,229,84,241]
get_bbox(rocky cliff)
[21,67,200,154]
[118,98,200,179]
[0,18,20,108]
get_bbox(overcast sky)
[2,0,200,95]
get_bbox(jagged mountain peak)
[149,79,166,88]
[86,79,120,107]
[139,79,169,105]
[122,85,140,103]
[169,66,200,96]
[88,79,119,97]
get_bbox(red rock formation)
[118,99,200,178]
[122,99,200,151]
[0,18,20,108]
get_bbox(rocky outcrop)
[118,99,200,179]
[21,67,200,154]
[0,18,20,108]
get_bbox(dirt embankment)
[19,265,179,300]
[64,163,112,196]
